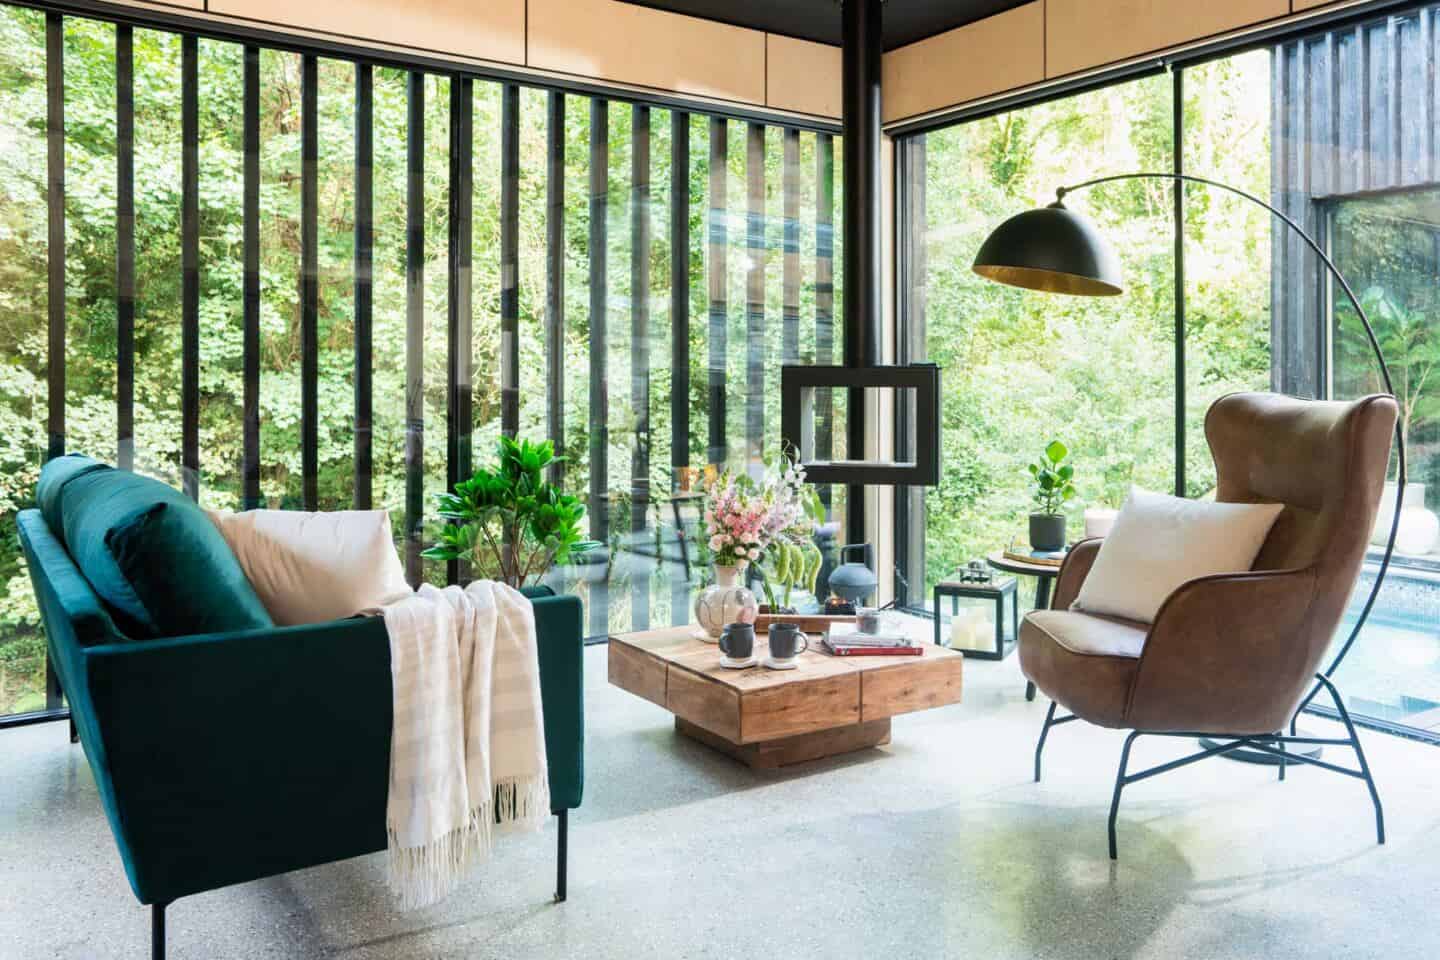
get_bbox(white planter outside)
[1372,481,1440,556]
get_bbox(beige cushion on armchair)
[1071,487,1283,624]
[208,509,412,626]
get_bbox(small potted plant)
[423,436,598,588]
[1027,440,1076,552]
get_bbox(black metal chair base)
[1198,734,1321,766]
[1033,674,1384,860]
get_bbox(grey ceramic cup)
[767,622,809,660]
[719,621,755,660]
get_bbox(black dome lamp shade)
[971,200,1123,297]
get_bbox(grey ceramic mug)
[719,621,755,660]
[767,622,809,660]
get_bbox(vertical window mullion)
[181,35,199,500]
[670,109,689,625]
[500,83,520,439]
[706,117,727,467]
[631,104,651,630]
[670,111,689,478]
[300,53,319,510]
[44,10,64,715]
[1173,68,1187,499]
[588,100,609,543]
[46,12,64,463]
[782,127,800,370]
[745,122,765,468]
[116,25,135,472]
[353,63,374,511]
[815,133,835,512]
[588,99,609,640]
[242,45,261,510]
[404,70,425,586]
[447,76,474,586]
[545,91,565,487]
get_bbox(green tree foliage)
[0,7,847,708]
[915,61,1273,591]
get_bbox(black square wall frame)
[780,364,940,486]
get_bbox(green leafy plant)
[1028,440,1077,517]
[423,437,597,588]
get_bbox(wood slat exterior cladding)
[880,2,1043,124]
[766,34,842,119]
[527,0,766,106]
[1045,0,1290,79]
[207,0,525,65]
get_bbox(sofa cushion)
[36,454,108,540]
[208,509,411,626]
[58,465,273,639]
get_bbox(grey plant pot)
[1029,513,1067,552]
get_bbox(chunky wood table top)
[607,626,963,767]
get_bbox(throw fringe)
[493,774,550,834]
[387,818,480,912]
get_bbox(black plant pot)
[1029,514,1067,552]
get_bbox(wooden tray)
[753,612,857,635]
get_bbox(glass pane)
[316,58,355,511]
[1180,50,1273,498]
[0,6,50,717]
[911,73,1176,604]
[197,37,245,510]
[132,28,183,487]
[371,66,408,564]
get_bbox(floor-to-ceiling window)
[898,4,1440,740]
[0,2,844,723]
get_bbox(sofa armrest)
[1126,567,1320,734]
[1050,537,1104,610]
[82,616,395,904]
[530,592,585,813]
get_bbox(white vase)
[1373,482,1440,556]
[693,564,758,641]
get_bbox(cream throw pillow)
[208,509,412,626]
[1072,487,1284,624]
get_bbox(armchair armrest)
[1126,567,1320,734]
[1051,537,1104,610]
[83,616,395,904]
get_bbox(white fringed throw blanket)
[377,580,550,910]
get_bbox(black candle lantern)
[933,574,1019,661]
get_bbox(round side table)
[986,550,1064,702]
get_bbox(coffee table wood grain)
[608,626,963,768]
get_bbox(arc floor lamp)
[972,171,1407,745]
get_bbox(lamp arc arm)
[1059,171,1405,707]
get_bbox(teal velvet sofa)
[18,457,584,960]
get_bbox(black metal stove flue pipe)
[841,0,883,545]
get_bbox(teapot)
[827,543,878,606]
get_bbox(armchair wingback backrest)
[1205,391,1397,651]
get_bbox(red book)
[822,638,924,657]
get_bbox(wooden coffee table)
[608,626,963,769]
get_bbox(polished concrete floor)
[3,644,1438,959]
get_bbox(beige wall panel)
[766,34,842,118]
[1046,0,1289,78]
[207,0,525,64]
[528,0,766,105]
[881,2,1044,123]
[1293,0,1349,9]
[108,0,204,11]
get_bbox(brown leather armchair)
[1020,392,1397,858]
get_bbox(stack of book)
[822,631,923,657]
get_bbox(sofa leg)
[554,810,568,903]
[68,712,78,745]
[152,902,169,960]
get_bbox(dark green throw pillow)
[56,464,273,639]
